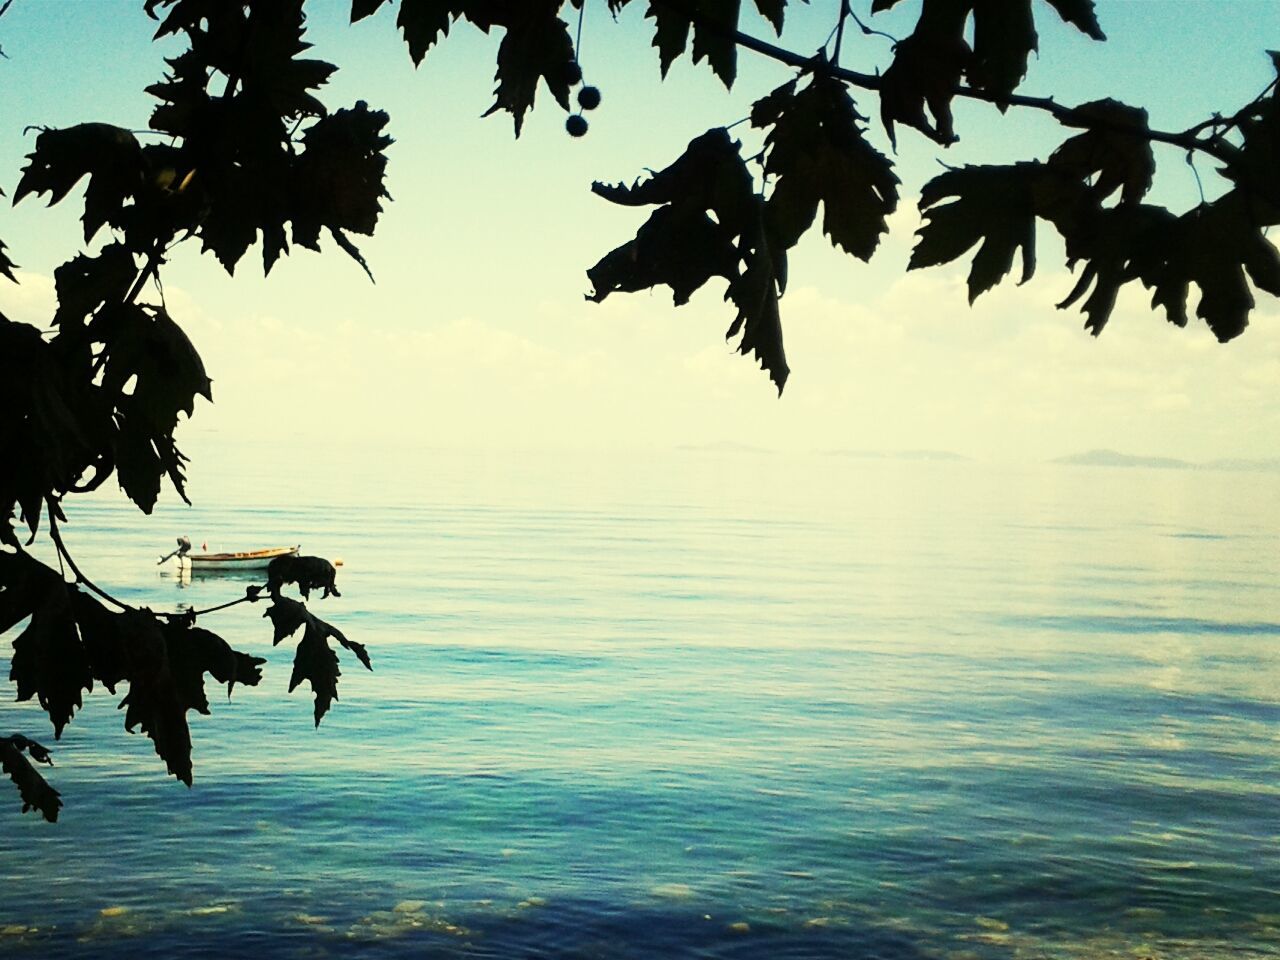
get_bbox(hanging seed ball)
[564,61,583,86]
[566,114,589,138]
[577,86,602,111]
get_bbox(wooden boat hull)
[177,546,299,572]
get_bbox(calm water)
[1,445,1278,959]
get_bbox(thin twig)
[160,587,265,621]
[832,0,850,66]
[45,502,129,610]
[849,7,897,44]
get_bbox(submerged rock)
[650,883,694,899]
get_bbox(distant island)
[823,449,970,462]
[1053,449,1280,471]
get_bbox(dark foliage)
[2,0,1277,818]
[267,555,342,600]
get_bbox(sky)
[2,1,1280,461]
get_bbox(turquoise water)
[1,446,1278,959]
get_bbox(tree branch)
[650,0,1243,165]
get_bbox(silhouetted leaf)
[69,589,129,693]
[51,244,137,331]
[753,74,899,260]
[647,0,690,76]
[879,31,969,146]
[753,0,787,34]
[1223,58,1280,224]
[968,0,1037,100]
[1056,203,1175,334]
[102,305,210,433]
[0,735,61,822]
[350,0,390,21]
[589,128,753,305]
[1144,192,1280,342]
[13,124,144,243]
[0,320,98,544]
[292,101,393,275]
[6,557,92,739]
[646,0,740,87]
[115,608,193,784]
[587,205,739,305]
[264,596,370,726]
[162,620,265,716]
[267,555,342,600]
[0,240,16,284]
[1050,99,1154,204]
[725,197,788,393]
[911,163,1043,302]
[389,0,461,63]
[482,7,575,135]
[1044,0,1104,40]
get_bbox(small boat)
[181,545,300,572]
[159,537,299,573]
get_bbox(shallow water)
[1,445,1278,959]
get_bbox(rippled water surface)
[2,444,1278,959]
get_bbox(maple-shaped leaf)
[647,0,690,76]
[1055,202,1176,334]
[911,163,1044,302]
[753,75,899,261]
[0,320,98,543]
[1043,0,1104,40]
[725,197,789,393]
[264,596,370,726]
[68,589,130,694]
[587,206,740,305]
[879,31,970,146]
[968,0,1037,101]
[646,0,741,87]
[51,244,137,331]
[753,0,787,34]
[13,124,144,243]
[291,101,393,277]
[267,555,341,601]
[1050,99,1155,204]
[482,7,575,136]
[592,128,755,235]
[350,0,390,20]
[116,608,195,784]
[111,409,192,514]
[1222,60,1280,225]
[0,190,15,284]
[162,620,266,716]
[101,305,211,434]
[96,304,207,510]
[1137,192,1280,342]
[588,128,753,304]
[2,550,94,739]
[0,735,61,823]
[0,239,16,285]
[392,1,466,65]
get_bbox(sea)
[0,442,1277,960]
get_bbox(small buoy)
[333,557,344,567]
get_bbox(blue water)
[1,445,1278,958]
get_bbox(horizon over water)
[1,440,1278,959]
